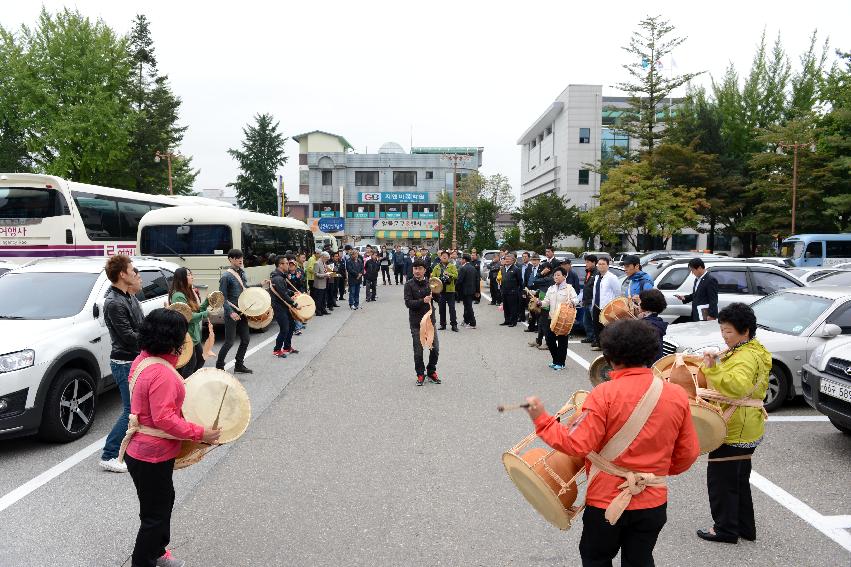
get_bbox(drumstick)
[497,403,531,413]
[211,384,229,430]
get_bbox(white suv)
[0,256,179,442]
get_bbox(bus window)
[140,225,233,255]
[242,223,312,267]
[0,187,69,218]
[804,241,823,259]
[779,241,803,259]
[117,200,152,239]
[826,241,851,258]
[73,192,122,240]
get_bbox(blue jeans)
[102,361,132,460]
[349,281,361,307]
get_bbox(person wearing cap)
[431,250,458,331]
[623,254,655,303]
[404,258,440,386]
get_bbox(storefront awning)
[375,230,439,239]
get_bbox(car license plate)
[820,377,851,403]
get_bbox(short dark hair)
[597,257,611,265]
[344,244,352,251]
[276,255,288,267]
[412,258,428,268]
[688,258,706,269]
[139,308,188,356]
[554,267,567,276]
[440,250,449,257]
[104,254,132,283]
[560,258,572,265]
[545,247,554,253]
[718,302,757,339]
[228,248,243,259]
[462,253,471,262]
[623,254,641,267]
[639,288,667,313]
[585,254,598,264]
[600,319,659,368]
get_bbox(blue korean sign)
[318,217,345,232]
[358,192,427,203]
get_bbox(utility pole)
[154,150,179,195]
[777,141,808,235]
[440,152,471,250]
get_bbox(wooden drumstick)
[211,384,229,430]
[497,403,531,413]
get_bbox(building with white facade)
[295,130,482,246]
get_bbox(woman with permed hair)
[696,302,770,544]
[524,319,699,565]
[168,267,211,378]
[119,308,221,567]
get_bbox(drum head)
[247,307,274,330]
[206,290,225,310]
[601,297,634,326]
[691,401,726,454]
[589,355,613,387]
[168,302,193,323]
[502,451,573,530]
[238,288,272,317]
[183,368,251,444]
[176,333,193,369]
[292,294,315,322]
[428,277,443,294]
[420,310,434,349]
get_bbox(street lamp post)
[440,153,471,250]
[154,150,178,195]
[777,141,808,235]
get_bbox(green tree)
[481,173,515,212]
[438,190,472,250]
[0,26,31,172]
[613,15,702,155]
[470,198,498,251]
[502,226,521,249]
[816,50,851,230]
[514,193,583,250]
[228,113,287,213]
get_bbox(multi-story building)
[295,130,482,247]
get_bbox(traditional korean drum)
[420,309,435,349]
[599,297,639,326]
[289,293,315,323]
[549,302,577,336]
[237,287,271,317]
[175,333,194,369]
[167,302,193,323]
[246,307,274,330]
[588,355,614,387]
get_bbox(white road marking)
[766,415,830,422]
[750,471,851,552]
[566,349,591,370]
[821,515,851,530]
[0,335,278,514]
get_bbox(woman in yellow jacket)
[697,302,770,544]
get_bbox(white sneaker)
[99,457,127,473]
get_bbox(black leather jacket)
[269,269,296,310]
[404,277,434,326]
[103,286,144,361]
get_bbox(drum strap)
[696,385,767,422]
[117,357,186,464]
[586,377,666,525]
[707,455,753,463]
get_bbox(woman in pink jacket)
[123,309,221,567]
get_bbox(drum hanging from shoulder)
[168,302,193,323]
[175,333,194,369]
[690,398,726,455]
[549,302,577,336]
[588,355,613,387]
[653,354,705,396]
[237,288,272,317]
[599,297,639,326]
[502,390,588,530]
[246,307,274,330]
[289,293,315,322]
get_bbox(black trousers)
[273,306,294,351]
[410,323,439,376]
[178,343,204,379]
[311,286,327,314]
[502,291,519,324]
[381,265,391,284]
[707,444,757,540]
[528,310,539,331]
[518,293,527,323]
[217,315,250,367]
[593,306,604,344]
[462,294,476,326]
[327,281,338,307]
[438,291,457,327]
[394,266,404,284]
[338,278,346,299]
[579,503,667,567]
[489,278,501,304]
[125,454,176,567]
[366,279,377,300]
[546,328,568,366]
[536,315,549,345]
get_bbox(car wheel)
[38,368,98,443]
[829,417,851,435]
[763,363,790,412]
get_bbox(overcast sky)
[5,1,849,204]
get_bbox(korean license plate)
[820,377,851,403]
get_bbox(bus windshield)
[0,187,69,219]
[780,241,804,259]
[140,225,233,256]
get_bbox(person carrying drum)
[432,250,458,331]
[404,258,440,386]
[168,267,210,378]
[270,255,300,358]
[216,248,265,374]
[538,267,578,371]
[622,254,655,304]
[524,319,699,566]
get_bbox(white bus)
[313,232,339,253]
[138,206,314,319]
[0,173,231,263]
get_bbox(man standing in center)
[499,252,523,327]
[364,250,381,302]
[216,249,258,374]
[347,247,364,310]
[456,254,477,329]
[404,258,440,386]
[432,250,458,332]
[311,251,330,316]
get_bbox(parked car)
[806,270,851,287]
[553,251,576,259]
[0,260,18,277]
[0,256,179,442]
[652,260,804,323]
[787,267,845,285]
[582,251,612,263]
[662,286,851,411]
[802,336,851,434]
[745,257,795,268]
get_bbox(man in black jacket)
[100,255,144,473]
[404,258,440,386]
[392,244,405,284]
[364,251,381,301]
[488,257,502,305]
[580,255,598,344]
[456,254,478,329]
[217,249,261,374]
[270,255,300,358]
[346,249,364,309]
[470,251,482,304]
[338,245,350,301]
[500,252,523,327]
[675,258,719,321]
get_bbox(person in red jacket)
[525,318,699,566]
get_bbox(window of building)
[530,139,536,149]
[579,128,591,144]
[312,203,339,218]
[445,171,469,191]
[321,170,332,186]
[672,233,698,250]
[355,171,379,186]
[412,204,438,219]
[578,169,590,185]
[425,171,434,180]
[346,204,374,218]
[601,127,629,159]
[393,171,416,187]
[545,126,552,136]
[380,204,407,218]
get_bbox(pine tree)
[228,113,287,213]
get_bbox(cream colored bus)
[138,206,314,321]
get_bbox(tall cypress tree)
[228,113,287,213]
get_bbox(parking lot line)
[821,515,851,530]
[766,415,830,422]
[0,335,278,514]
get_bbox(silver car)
[661,286,851,411]
[653,260,804,323]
